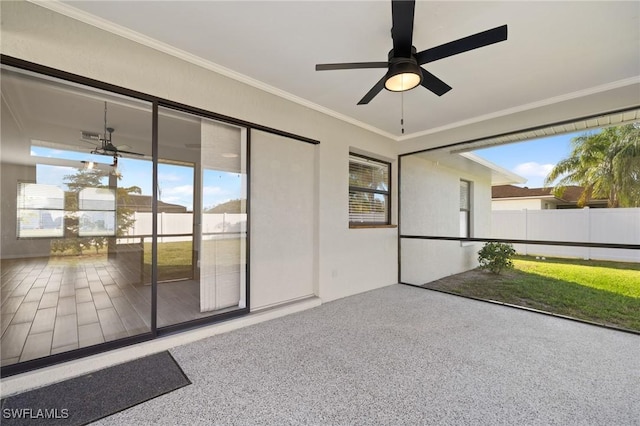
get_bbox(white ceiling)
[47,1,640,139]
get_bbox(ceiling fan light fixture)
[384,58,422,92]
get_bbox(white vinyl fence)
[120,212,247,243]
[491,208,640,263]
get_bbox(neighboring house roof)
[492,185,608,206]
[119,194,188,213]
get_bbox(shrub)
[478,242,516,274]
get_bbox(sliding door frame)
[0,55,318,377]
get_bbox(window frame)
[459,179,472,238]
[348,153,392,227]
[78,187,117,237]
[16,181,65,239]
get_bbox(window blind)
[460,180,471,237]
[460,180,470,210]
[349,154,390,225]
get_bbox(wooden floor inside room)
[1,255,221,367]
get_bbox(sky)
[34,129,585,205]
[33,147,243,211]
[473,131,584,188]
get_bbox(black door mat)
[1,351,190,425]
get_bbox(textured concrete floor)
[96,285,640,425]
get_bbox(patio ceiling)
[28,1,640,143]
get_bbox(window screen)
[349,154,390,225]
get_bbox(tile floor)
[1,254,225,367]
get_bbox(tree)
[51,167,140,255]
[544,123,640,207]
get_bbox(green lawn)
[425,256,640,332]
[514,257,640,298]
[143,240,194,282]
[48,239,241,283]
[143,239,242,282]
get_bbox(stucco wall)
[400,155,492,284]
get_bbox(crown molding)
[397,76,640,142]
[29,0,397,141]
[24,1,640,145]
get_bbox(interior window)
[16,182,65,238]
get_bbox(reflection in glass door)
[200,168,246,312]
[157,108,247,327]
[154,162,195,284]
[0,65,153,369]
[1,62,249,374]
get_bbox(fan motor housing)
[388,46,418,61]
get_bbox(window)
[459,180,471,237]
[17,183,65,238]
[78,188,116,236]
[349,154,390,225]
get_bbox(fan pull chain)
[401,91,405,134]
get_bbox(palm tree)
[544,123,640,207]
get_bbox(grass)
[425,255,640,332]
[48,239,241,283]
[47,242,638,330]
[143,239,241,282]
[144,240,194,282]
[514,257,640,298]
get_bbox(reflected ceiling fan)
[81,102,144,157]
[315,0,508,105]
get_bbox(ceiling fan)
[81,101,144,157]
[315,0,508,105]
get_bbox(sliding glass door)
[1,64,248,374]
[157,107,247,328]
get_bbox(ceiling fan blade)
[416,24,508,65]
[358,75,387,105]
[391,0,416,58]
[316,62,388,71]
[116,149,145,156]
[420,68,452,96]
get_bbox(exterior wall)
[400,155,492,284]
[0,1,397,307]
